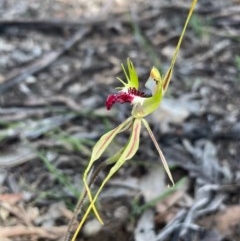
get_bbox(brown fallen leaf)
[213,205,240,236]
[156,190,185,214]
[0,225,67,239]
[154,190,186,224]
[0,193,23,205]
[198,205,240,237]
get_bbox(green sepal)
[82,116,133,225]
[72,118,142,241]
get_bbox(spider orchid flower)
[70,1,198,240]
[106,59,164,118]
[104,58,174,183]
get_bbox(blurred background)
[0,0,240,240]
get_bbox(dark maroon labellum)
[106,87,145,110]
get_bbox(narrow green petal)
[116,77,127,87]
[121,62,130,85]
[127,58,139,89]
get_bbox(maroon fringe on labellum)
[106,87,145,110]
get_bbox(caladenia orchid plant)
[67,0,198,240]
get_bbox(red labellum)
[106,88,145,110]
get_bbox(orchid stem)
[64,161,106,241]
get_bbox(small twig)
[0,113,76,140]
[184,40,230,65]
[0,225,67,239]
[0,19,103,30]
[162,124,240,142]
[197,193,225,217]
[180,184,220,237]
[0,201,32,226]
[155,210,187,241]
[0,105,68,122]
[64,161,107,241]
[0,27,90,94]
